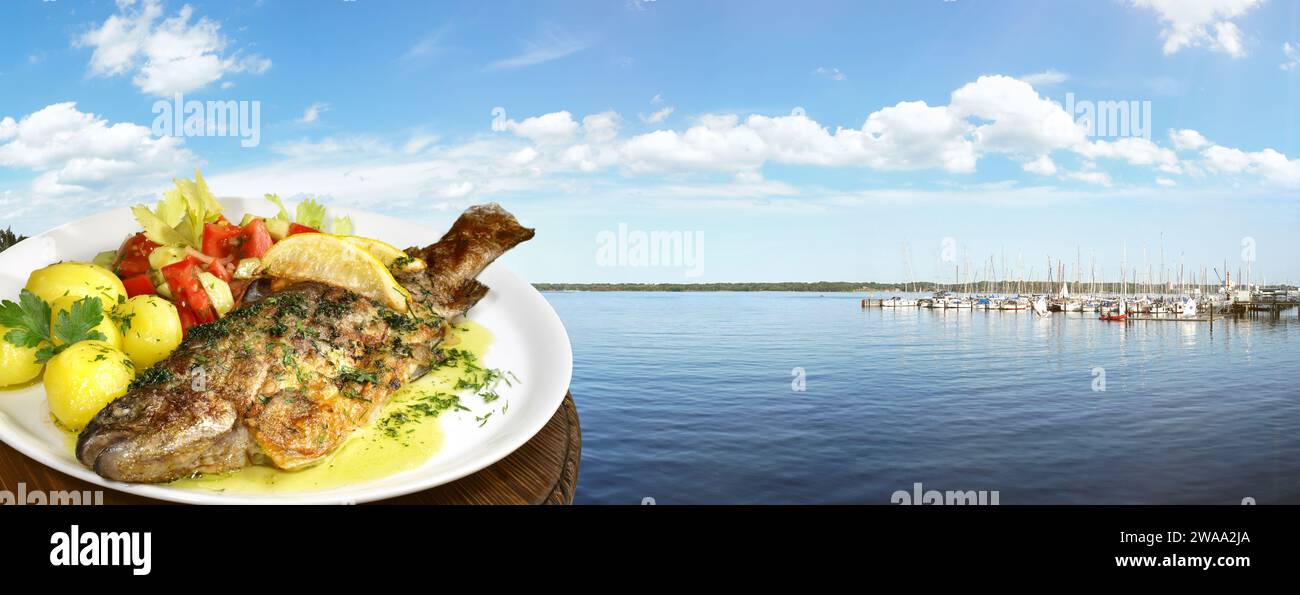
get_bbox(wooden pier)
[1229,297,1299,318]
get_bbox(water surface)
[546,292,1300,504]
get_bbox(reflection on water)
[547,292,1299,504]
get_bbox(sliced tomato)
[238,218,273,259]
[161,256,216,323]
[205,257,232,283]
[161,256,197,296]
[202,222,243,260]
[190,291,216,324]
[288,223,320,236]
[121,274,157,297]
[177,304,198,335]
[114,232,158,278]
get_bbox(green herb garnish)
[0,290,107,363]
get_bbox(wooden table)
[0,393,581,505]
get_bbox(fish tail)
[414,203,534,316]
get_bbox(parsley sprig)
[0,289,108,363]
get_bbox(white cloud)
[77,0,271,96]
[0,102,191,216]
[402,134,438,155]
[486,28,591,70]
[1169,128,1210,150]
[950,75,1087,157]
[1282,42,1300,71]
[1159,128,1300,187]
[650,93,664,104]
[1023,155,1058,176]
[1079,137,1181,173]
[582,111,621,143]
[204,134,554,211]
[812,66,846,81]
[166,98,1298,224]
[480,75,1189,182]
[440,181,475,198]
[639,106,674,124]
[509,146,538,165]
[498,111,580,144]
[612,101,979,174]
[1201,144,1300,186]
[297,102,330,124]
[1019,70,1068,86]
[1129,0,1263,58]
[1062,168,1113,187]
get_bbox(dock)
[1229,297,1299,318]
[1123,316,1215,322]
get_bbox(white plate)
[0,198,571,504]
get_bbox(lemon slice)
[258,233,411,312]
[342,236,427,273]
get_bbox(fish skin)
[76,204,534,483]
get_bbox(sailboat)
[999,296,1029,310]
[882,296,919,308]
[884,243,921,307]
[1031,295,1050,317]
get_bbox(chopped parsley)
[378,392,466,440]
[130,366,174,390]
[337,365,380,385]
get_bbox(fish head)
[76,383,254,483]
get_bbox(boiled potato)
[0,325,44,387]
[25,262,127,307]
[115,295,183,369]
[49,295,123,350]
[44,341,134,430]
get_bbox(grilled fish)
[76,204,534,483]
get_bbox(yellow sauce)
[142,320,492,494]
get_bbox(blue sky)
[1,0,1298,284]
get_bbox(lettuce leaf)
[331,215,353,236]
[264,192,352,235]
[171,170,225,247]
[132,170,225,249]
[296,198,327,230]
[131,205,189,246]
[154,189,187,227]
[265,193,291,221]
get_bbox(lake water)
[544,292,1300,504]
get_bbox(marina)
[862,246,1297,323]
[863,287,1299,321]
